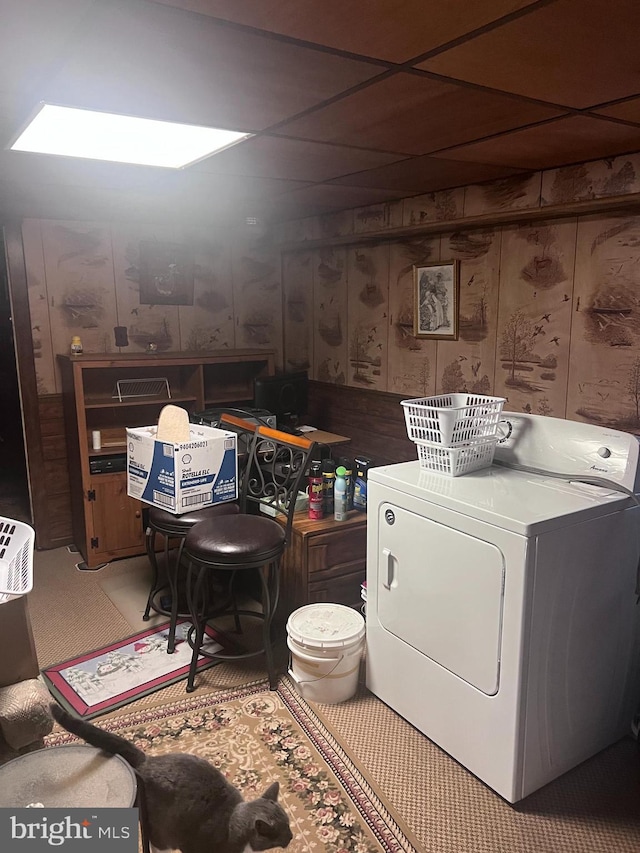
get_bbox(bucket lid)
[287,603,365,650]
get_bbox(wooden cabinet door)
[89,474,145,562]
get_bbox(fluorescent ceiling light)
[9,103,252,168]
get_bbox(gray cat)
[50,703,293,853]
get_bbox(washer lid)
[287,603,365,649]
[369,460,634,535]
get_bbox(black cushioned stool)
[183,424,315,692]
[143,502,239,653]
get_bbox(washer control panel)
[494,412,640,492]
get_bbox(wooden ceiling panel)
[277,73,565,156]
[150,0,540,63]
[433,116,640,170]
[329,154,527,192]
[44,1,381,130]
[193,135,408,181]
[417,0,640,109]
[0,0,94,95]
[594,99,640,125]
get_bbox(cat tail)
[50,703,145,768]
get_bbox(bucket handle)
[288,651,345,685]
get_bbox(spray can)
[322,459,336,516]
[339,456,353,509]
[308,461,324,520]
[334,466,348,521]
[353,456,372,512]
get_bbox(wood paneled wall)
[280,155,640,436]
[38,395,73,547]
[307,381,415,466]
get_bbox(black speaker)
[114,326,129,347]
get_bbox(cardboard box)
[126,424,237,514]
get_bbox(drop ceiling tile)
[432,116,640,170]
[329,154,527,192]
[417,0,640,109]
[193,135,408,182]
[277,73,565,156]
[42,1,381,131]
[594,98,640,125]
[151,0,539,63]
[0,0,94,95]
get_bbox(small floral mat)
[46,677,419,853]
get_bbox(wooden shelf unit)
[58,350,275,568]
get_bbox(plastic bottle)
[353,456,372,512]
[308,461,324,519]
[334,466,348,521]
[70,335,83,356]
[339,456,353,509]
[322,459,336,516]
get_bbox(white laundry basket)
[286,604,365,704]
[401,393,506,446]
[0,517,34,604]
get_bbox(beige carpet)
[25,546,640,852]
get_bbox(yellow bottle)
[70,336,83,356]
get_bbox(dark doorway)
[0,236,31,523]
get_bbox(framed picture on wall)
[139,240,194,306]
[413,260,460,340]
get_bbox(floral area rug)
[45,677,419,853]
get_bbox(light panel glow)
[10,104,252,168]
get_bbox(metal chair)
[183,423,316,691]
[142,412,260,653]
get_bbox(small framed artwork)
[139,240,194,306]
[413,260,460,340]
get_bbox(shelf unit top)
[57,349,275,368]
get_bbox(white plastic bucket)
[286,603,365,704]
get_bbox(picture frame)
[413,260,460,340]
[139,240,194,306]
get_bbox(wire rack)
[112,377,171,402]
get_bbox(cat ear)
[261,781,280,801]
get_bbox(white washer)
[366,413,640,802]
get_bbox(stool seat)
[186,515,285,565]
[148,502,239,535]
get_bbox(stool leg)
[166,538,185,654]
[259,561,278,691]
[143,528,158,621]
[134,769,152,853]
[186,565,207,693]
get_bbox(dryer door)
[376,502,505,695]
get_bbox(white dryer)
[366,413,640,802]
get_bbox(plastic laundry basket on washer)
[286,603,365,704]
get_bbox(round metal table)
[0,744,137,807]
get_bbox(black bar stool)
[143,502,239,653]
[183,424,316,691]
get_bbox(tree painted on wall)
[500,310,535,383]
[627,357,640,424]
[441,360,466,393]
